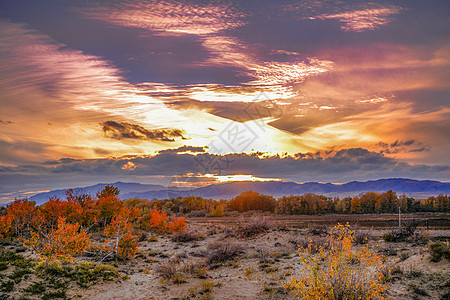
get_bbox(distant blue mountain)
[27,178,450,205]
[29,182,166,205]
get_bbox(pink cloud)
[310,6,402,32]
[77,0,246,36]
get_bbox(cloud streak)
[77,0,246,36]
[310,6,402,32]
[101,121,186,142]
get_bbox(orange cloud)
[77,0,246,36]
[310,6,402,32]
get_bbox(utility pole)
[398,206,401,231]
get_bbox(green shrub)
[382,230,409,242]
[429,243,450,262]
[0,250,22,262]
[8,268,32,283]
[0,280,14,292]
[407,283,429,296]
[35,260,70,279]
[42,289,67,300]
[72,261,120,288]
[35,260,120,288]
[23,281,46,294]
[147,235,158,242]
[0,262,8,271]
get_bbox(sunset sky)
[0,0,449,202]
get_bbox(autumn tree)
[228,191,276,212]
[276,195,301,214]
[168,216,187,233]
[77,197,99,232]
[65,188,93,206]
[97,185,120,199]
[25,217,90,261]
[104,215,138,260]
[350,197,362,214]
[6,199,42,237]
[96,193,125,227]
[0,215,11,239]
[138,209,186,234]
[139,209,169,233]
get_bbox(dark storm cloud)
[101,121,186,142]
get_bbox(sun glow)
[205,174,281,183]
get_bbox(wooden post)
[398,206,401,231]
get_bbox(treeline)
[131,190,449,216]
[276,191,449,215]
[111,190,450,217]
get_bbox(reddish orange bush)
[0,215,11,239]
[139,209,186,234]
[140,209,169,232]
[104,215,138,260]
[6,199,42,237]
[168,216,187,233]
[25,217,90,261]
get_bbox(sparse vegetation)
[234,216,272,237]
[429,242,450,262]
[284,224,388,299]
[206,241,244,264]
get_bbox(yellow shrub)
[284,224,387,300]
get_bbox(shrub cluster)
[429,242,450,262]
[285,224,388,299]
[1,185,187,262]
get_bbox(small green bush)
[407,283,429,296]
[42,289,67,300]
[72,261,120,288]
[23,281,46,294]
[8,268,32,283]
[0,262,8,271]
[35,260,120,288]
[147,235,158,242]
[0,280,14,292]
[429,243,450,262]
[382,230,409,242]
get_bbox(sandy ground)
[77,223,449,300]
[1,220,449,299]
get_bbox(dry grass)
[206,241,244,264]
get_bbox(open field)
[190,213,450,230]
[1,213,449,300]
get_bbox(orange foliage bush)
[0,215,11,239]
[25,217,90,261]
[104,215,138,260]
[139,209,186,234]
[140,209,169,232]
[168,216,187,233]
[285,224,387,299]
[6,199,42,237]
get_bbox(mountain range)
[27,178,450,205]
